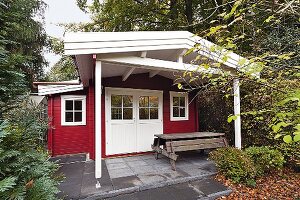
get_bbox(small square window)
[170,92,188,121]
[61,96,86,126]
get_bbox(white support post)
[233,78,242,149]
[95,60,102,186]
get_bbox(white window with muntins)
[170,91,189,121]
[61,95,86,126]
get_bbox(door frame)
[105,87,163,156]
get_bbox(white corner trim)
[170,91,189,121]
[61,95,86,126]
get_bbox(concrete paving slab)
[107,162,129,170]
[111,175,143,190]
[190,178,229,197]
[130,165,157,175]
[108,167,135,179]
[139,154,155,160]
[84,161,95,174]
[178,165,212,177]
[81,173,108,196]
[58,182,82,199]
[123,156,143,162]
[137,173,167,185]
[105,157,125,164]
[161,169,189,180]
[126,160,148,168]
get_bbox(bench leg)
[170,159,176,171]
[155,152,159,160]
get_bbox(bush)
[245,146,285,176]
[0,98,60,199]
[209,147,256,185]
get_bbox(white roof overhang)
[36,80,84,95]
[63,31,257,87]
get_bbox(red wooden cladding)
[48,73,199,159]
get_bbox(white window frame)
[61,95,86,126]
[170,91,189,121]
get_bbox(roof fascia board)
[38,84,84,96]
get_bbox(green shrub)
[245,146,285,176]
[209,147,256,185]
[277,142,300,170]
[0,98,61,199]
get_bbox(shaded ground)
[216,168,300,200]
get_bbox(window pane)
[150,108,158,119]
[149,96,158,107]
[111,95,122,107]
[123,108,133,120]
[65,112,73,122]
[173,97,179,106]
[179,97,185,107]
[65,100,73,110]
[139,96,149,107]
[123,95,133,107]
[111,108,122,119]
[139,108,149,119]
[74,112,82,122]
[180,107,186,117]
[173,107,179,117]
[74,100,82,110]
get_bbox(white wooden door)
[106,88,163,155]
[136,92,163,152]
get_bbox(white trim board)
[38,84,84,95]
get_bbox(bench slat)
[172,142,226,152]
[166,138,225,147]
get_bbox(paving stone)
[58,182,81,199]
[161,169,189,180]
[107,162,129,170]
[111,175,142,190]
[130,165,157,175]
[58,162,84,181]
[108,167,134,179]
[143,158,169,165]
[198,162,217,173]
[177,165,212,177]
[105,158,125,164]
[84,161,95,174]
[126,160,148,168]
[137,173,167,185]
[190,178,229,196]
[123,156,143,162]
[139,154,155,160]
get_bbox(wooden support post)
[95,59,102,185]
[233,78,242,149]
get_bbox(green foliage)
[245,146,285,176]
[209,147,256,185]
[46,56,78,82]
[0,97,60,199]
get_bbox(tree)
[46,56,78,81]
[0,0,47,116]
[46,36,78,82]
[73,0,228,32]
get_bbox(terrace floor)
[53,151,231,199]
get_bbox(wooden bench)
[151,132,228,170]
